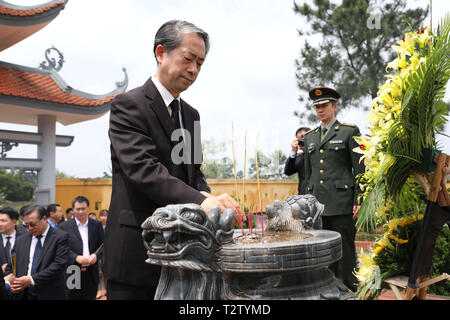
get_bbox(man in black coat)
[104,20,240,300]
[0,207,27,272]
[284,127,310,195]
[59,196,103,300]
[9,205,69,300]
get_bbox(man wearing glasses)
[7,205,69,300]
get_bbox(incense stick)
[242,132,247,219]
[231,122,244,236]
[231,121,239,204]
[255,134,264,238]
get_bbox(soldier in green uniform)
[303,87,365,292]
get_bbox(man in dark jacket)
[104,20,240,300]
[284,127,310,195]
[9,205,69,300]
[59,196,103,300]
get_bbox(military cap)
[309,87,341,105]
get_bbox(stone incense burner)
[141,194,355,300]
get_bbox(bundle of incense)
[81,243,104,271]
[93,242,104,256]
[11,253,16,276]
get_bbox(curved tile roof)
[0,1,66,17]
[0,63,123,107]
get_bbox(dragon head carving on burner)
[141,204,235,273]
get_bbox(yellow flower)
[374,244,385,255]
[389,234,408,244]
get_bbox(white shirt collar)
[2,230,16,239]
[152,76,180,108]
[35,224,50,240]
[74,217,88,227]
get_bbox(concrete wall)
[56,178,299,218]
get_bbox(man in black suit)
[0,207,27,273]
[9,205,70,300]
[284,127,311,195]
[59,196,103,300]
[104,20,241,300]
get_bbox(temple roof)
[0,60,128,126]
[0,0,67,51]
[0,0,65,16]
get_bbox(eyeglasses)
[22,219,42,229]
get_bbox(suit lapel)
[181,99,194,185]
[19,234,32,276]
[36,227,54,269]
[144,78,178,145]
[88,219,96,253]
[70,218,83,243]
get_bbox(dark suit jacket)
[0,269,12,300]
[104,77,210,287]
[284,153,306,195]
[12,226,70,300]
[59,218,103,287]
[304,120,365,216]
[0,227,27,268]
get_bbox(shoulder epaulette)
[304,127,319,135]
[342,123,356,127]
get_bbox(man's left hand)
[11,276,32,293]
[88,254,97,266]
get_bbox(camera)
[298,138,305,147]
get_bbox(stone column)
[36,115,56,205]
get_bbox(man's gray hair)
[153,20,210,61]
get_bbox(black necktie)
[170,99,180,129]
[5,236,11,263]
[31,235,43,275]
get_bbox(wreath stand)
[384,152,450,300]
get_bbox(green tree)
[202,139,235,179]
[293,0,428,122]
[248,149,288,180]
[0,169,33,202]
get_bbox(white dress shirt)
[75,217,90,258]
[27,224,50,284]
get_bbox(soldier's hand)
[352,205,360,220]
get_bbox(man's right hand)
[201,193,244,226]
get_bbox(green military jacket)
[304,120,365,216]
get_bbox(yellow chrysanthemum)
[389,234,408,244]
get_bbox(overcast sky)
[1,0,449,178]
